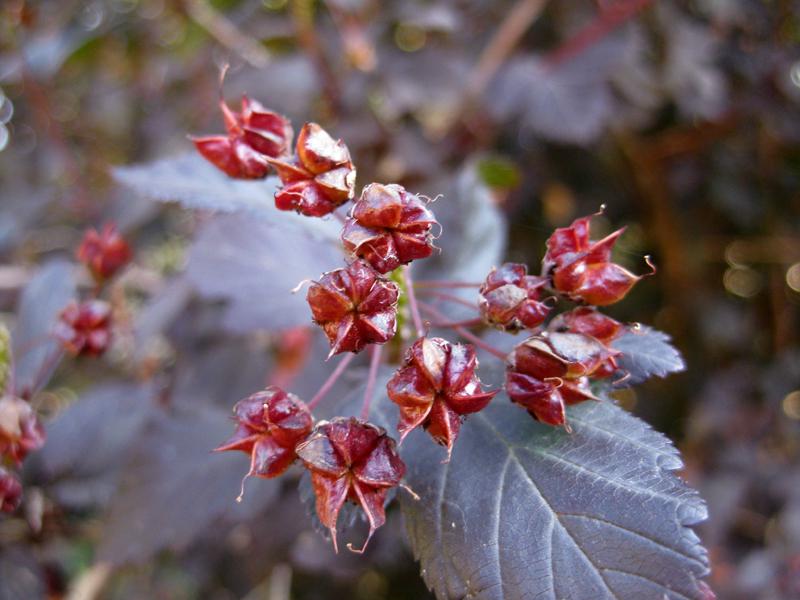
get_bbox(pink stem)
[544,0,652,69]
[27,345,65,398]
[10,333,57,363]
[418,301,508,360]
[414,280,483,289]
[427,317,484,329]
[419,290,480,311]
[308,352,355,410]
[402,265,426,338]
[360,344,383,420]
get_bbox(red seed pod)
[54,300,112,357]
[341,183,437,274]
[307,260,399,356]
[505,332,618,428]
[295,417,405,553]
[269,123,357,217]
[76,223,132,283]
[549,308,623,377]
[478,263,552,331]
[542,213,643,306]
[386,337,498,458]
[0,395,45,465]
[192,95,293,179]
[549,307,622,345]
[0,467,22,513]
[215,387,313,485]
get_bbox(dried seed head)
[54,300,112,357]
[543,214,643,306]
[76,223,132,283]
[307,260,399,356]
[295,417,405,553]
[0,395,45,465]
[270,123,356,217]
[0,467,22,513]
[505,332,619,428]
[341,183,437,274]
[386,337,498,458]
[548,307,623,378]
[216,387,313,486]
[192,94,293,179]
[479,263,552,331]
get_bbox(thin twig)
[544,0,652,69]
[290,0,341,114]
[360,344,382,420]
[414,280,483,289]
[184,0,271,69]
[66,561,113,600]
[465,0,549,102]
[308,352,355,410]
[427,317,484,329]
[27,345,64,399]
[418,301,507,360]
[402,265,426,338]
[418,290,480,311]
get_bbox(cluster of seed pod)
[0,393,45,513]
[1,225,132,514]
[55,223,132,359]
[200,89,651,552]
[203,89,500,551]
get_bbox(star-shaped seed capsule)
[215,387,313,494]
[306,260,399,356]
[341,183,437,274]
[386,337,498,458]
[479,262,552,331]
[506,332,619,429]
[296,417,405,553]
[0,395,45,466]
[269,123,356,217]
[192,95,293,179]
[542,213,644,306]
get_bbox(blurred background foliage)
[1,0,799,598]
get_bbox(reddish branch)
[544,0,653,69]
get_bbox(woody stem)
[402,265,426,339]
[417,301,508,360]
[360,344,383,420]
[308,352,355,410]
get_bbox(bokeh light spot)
[791,61,800,88]
[723,266,762,298]
[783,390,800,420]
[786,263,800,292]
[395,23,426,52]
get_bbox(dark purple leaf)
[418,164,507,321]
[0,546,44,600]
[98,405,279,564]
[397,397,709,600]
[185,213,341,333]
[490,34,628,145]
[112,153,339,242]
[36,383,154,509]
[612,326,686,386]
[11,259,77,397]
[660,5,728,120]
